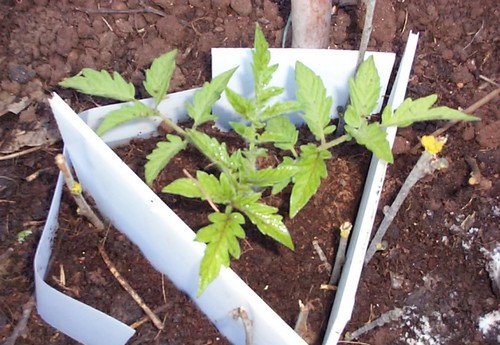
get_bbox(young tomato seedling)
[59,24,478,295]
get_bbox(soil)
[0,0,498,345]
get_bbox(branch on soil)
[345,306,405,340]
[329,221,352,285]
[356,0,377,69]
[98,245,165,330]
[364,151,449,264]
[2,294,36,345]
[75,1,166,17]
[55,154,105,231]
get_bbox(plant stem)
[364,152,449,264]
[55,154,105,231]
[318,134,351,151]
[329,222,352,285]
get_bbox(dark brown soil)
[1,0,498,344]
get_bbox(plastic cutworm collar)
[35,39,417,345]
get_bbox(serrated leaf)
[259,101,301,120]
[290,144,331,217]
[243,165,299,188]
[257,86,284,105]
[186,129,233,172]
[187,68,237,126]
[96,101,158,136]
[197,171,235,204]
[143,50,177,106]
[230,121,254,141]
[162,178,201,198]
[234,194,294,250]
[163,171,235,204]
[252,24,274,89]
[295,61,333,141]
[59,68,135,101]
[225,87,254,120]
[145,134,187,185]
[196,210,246,296]
[258,116,298,151]
[271,157,296,194]
[345,122,393,163]
[344,105,363,128]
[349,56,380,117]
[382,95,479,127]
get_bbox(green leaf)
[145,134,187,185]
[225,87,254,121]
[344,105,363,128]
[345,122,393,163]
[382,95,479,127]
[259,101,301,120]
[186,129,233,172]
[271,157,296,194]
[257,86,284,105]
[96,101,158,136]
[258,116,298,151]
[229,121,254,141]
[290,144,331,217]
[243,165,299,188]
[349,56,380,117]
[162,178,201,198]
[187,68,237,127]
[196,210,246,295]
[252,24,275,89]
[162,171,235,204]
[143,50,177,106]
[197,171,235,204]
[234,194,294,250]
[59,68,135,102]
[295,61,333,141]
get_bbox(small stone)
[8,63,35,84]
[230,0,252,16]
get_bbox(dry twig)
[0,146,43,161]
[2,295,36,345]
[55,154,105,230]
[75,1,166,17]
[98,245,164,330]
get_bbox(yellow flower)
[421,135,446,155]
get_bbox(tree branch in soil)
[356,0,377,69]
[410,87,500,154]
[75,1,166,17]
[364,148,449,264]
[2,294,36,345]
[55,154,105,231]
[98,245,165,330]
[329,221,352,285]
[231,307,253,345]
[344,306,405,340]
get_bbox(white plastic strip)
[322,32,420,345]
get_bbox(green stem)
[318,134,351,151]
[157,112,186,135]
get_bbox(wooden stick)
[0,146,43,161]
[55,154,105,230]
[98,246,164,330]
